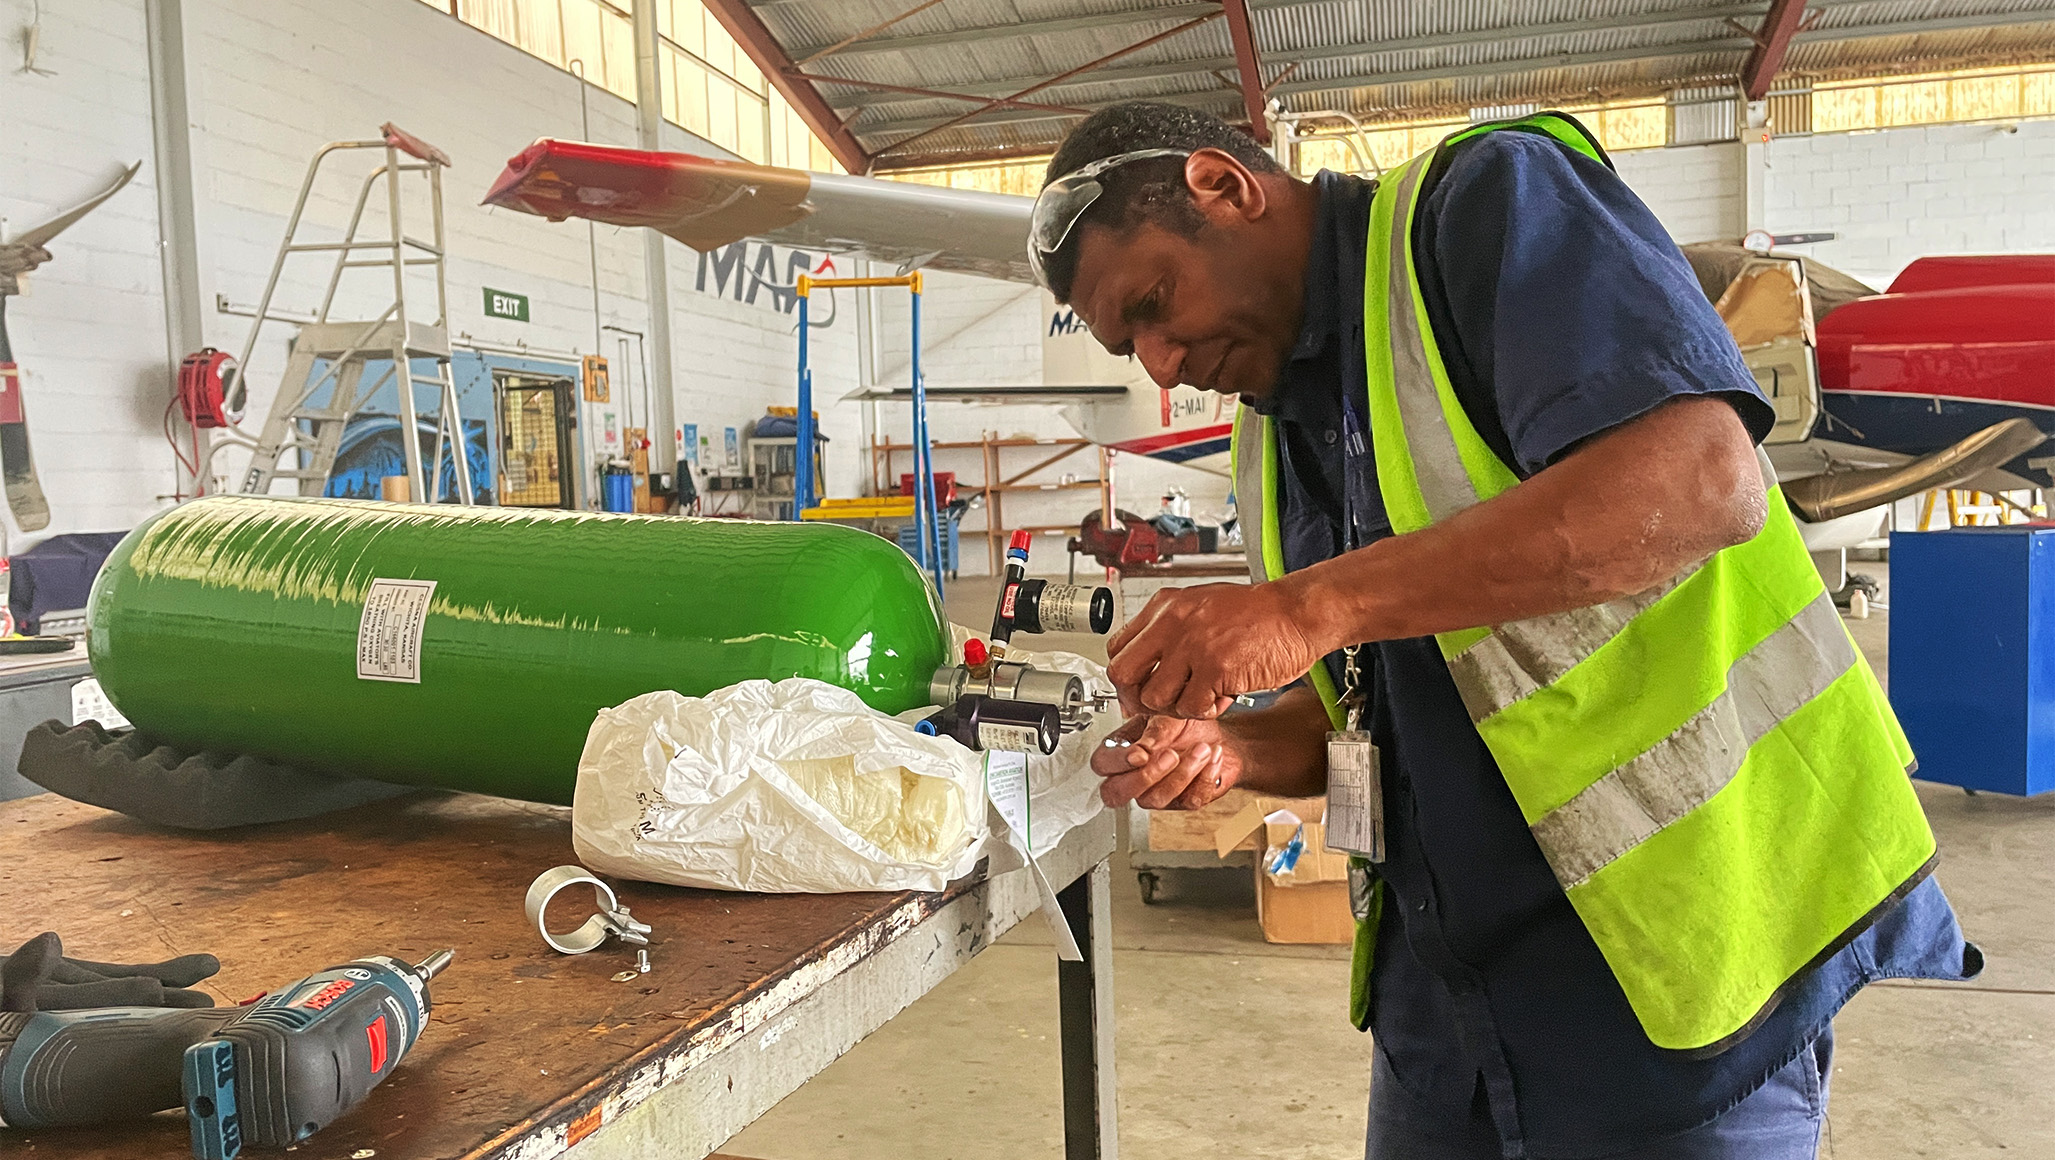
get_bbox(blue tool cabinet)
[1890,526,2055,795]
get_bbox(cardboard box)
[1216,803,1356,946]
[1143,788,1326,853]
[1254,876,1357,945]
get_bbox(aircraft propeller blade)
[1783,416,2049,522]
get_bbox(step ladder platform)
[216,130,473,506]
[294,320,450,360]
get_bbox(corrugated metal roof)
[741,0,2055,167]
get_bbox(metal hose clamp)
[525,865,652,955]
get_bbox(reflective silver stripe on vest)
[1234,408,1268,583]
[1438,437,1780,723]
[1384,158,1479,523]
[1527,590,1856,889]
[1444,568,1698,723]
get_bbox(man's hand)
[1098,687,1335,809]
[1106,581,1325,719]
[1090,714,1246,810]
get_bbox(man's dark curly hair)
[1039,102,1284,302]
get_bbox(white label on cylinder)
[71,677,131,730]
[1036,585,1094,633]
[977,722,1043,752]
[357,578,437,683]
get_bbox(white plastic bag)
[572,679,987,893]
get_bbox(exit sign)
[483,287,529,322]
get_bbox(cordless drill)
[0,949,450,1158]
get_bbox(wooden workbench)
[0,789,1118,1160]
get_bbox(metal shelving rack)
[871,435,1111,573]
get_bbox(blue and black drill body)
[0,950,448,1158]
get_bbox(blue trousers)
[1366,1026,1833,1160]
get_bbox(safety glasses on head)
[1027,148,1191,289]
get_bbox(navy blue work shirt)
[1249,135,1978,1159]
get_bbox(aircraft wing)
[482,139,1034,283]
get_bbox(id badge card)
[1325,730,1384,862]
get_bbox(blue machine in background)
[323,414,493,503]
[314,350,582,507]
[1891,526,2055,796]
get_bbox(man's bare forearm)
[1283,395,1766,652]
[1221,685,1332,797]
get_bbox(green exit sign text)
[483,287,529,322]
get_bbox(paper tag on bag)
[985,750,1082,961]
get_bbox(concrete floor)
[723,566,2055,1159]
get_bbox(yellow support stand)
[796,273,924,294]
[801,496,918,521]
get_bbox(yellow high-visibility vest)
[1230,112,1935,1053]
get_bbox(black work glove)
[0,932,219,1012]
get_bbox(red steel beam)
[794,0,949,66]
[701,0,871,173]
[1742,0,1808,100]
[1220,0,1270,143]
[871,143,1061,173]
[874,11,1223,159]
[793,71,1089,115]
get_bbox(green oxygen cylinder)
[87,496,948,805]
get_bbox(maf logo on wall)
[1048,308,1088,336]
[696,243,837,316]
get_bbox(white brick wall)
[1613,141,1748,243]
[665,235,860,497]
[1761,120,2055,286]
[1614,119,2055,286]
[189,0,666,494]
[0,0,171,538]
[4,0,872,536]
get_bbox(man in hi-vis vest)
[1034,103,1979,1160]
